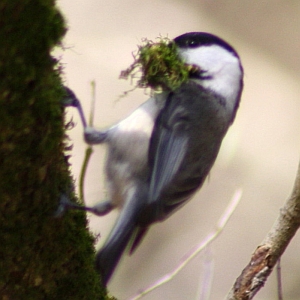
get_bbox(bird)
[63,31,244,285]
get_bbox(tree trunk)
[0,1,109,299]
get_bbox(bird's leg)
[63,86,88,128]
[57,87,112,217]
[55,194,114,217]
[62,86,108,145]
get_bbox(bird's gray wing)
[144,82,227,224]
[146,86,201,222]
[148,125,188,205]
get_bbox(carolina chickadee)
[64,32,243,285]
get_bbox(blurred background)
[55,1,300,299]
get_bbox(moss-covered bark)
[0,1,109,299]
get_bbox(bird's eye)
[187,39,199,48]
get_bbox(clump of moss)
[120,36,200,92]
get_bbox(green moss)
[0,1,108,299]
[120,36,200,93]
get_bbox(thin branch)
[79,147,93,203]
[276,259,283,300]
[79,82,96,203]
[127,189,243,300]
[198,246,214,300]
[226,160,300,300]
[89,81,96,127]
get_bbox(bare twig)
[127,189,242,300]
[89,81,96,126]
[226,160,300,300]
[79,82,96,203]
[276,259,283,300]
[198,246,214,300]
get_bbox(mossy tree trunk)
[0,1,108,299]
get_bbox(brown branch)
[226,160,300,300]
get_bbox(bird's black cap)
[174,32,239,57]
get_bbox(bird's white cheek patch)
[179,45,242,113]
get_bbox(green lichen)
[120,36,200,93]
[0,1,109,299]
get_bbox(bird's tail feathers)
[96,213,136,285]
[129,226,149,255]
[96,188,146,285]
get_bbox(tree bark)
[0,1,110,299]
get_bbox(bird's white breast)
[108,94,166,169]
[105,95,166,206]
[117,97,158,137]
